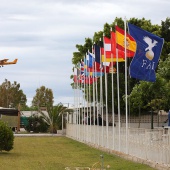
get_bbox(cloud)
[0,0,169,107]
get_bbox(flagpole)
[83,56,86,142]
[99,38,104,147]
[88,53,92,143]
[84,55,88,142]
[87,78,89,142]
[77,69,81,140]
[77,62,81,140]
[124,17,128,154]
[76,67,79,139]
[100,69,104,147]
[85,78,88,142]
[95,63,99,145]
[111,28,115,150]
[81,68,84,142]
[77,64,79,140]
[92,45,96,144]
[92,65,96,144]
[103,33,109,148]
[76,63,79,140]
[79,61,83,141]
[115,23,121,152]
[73,66,77,138]
[111,57,115,150]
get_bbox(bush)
[0,120,14,152]
[25,116,49,133]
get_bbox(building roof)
[21,111,49,118]
[0,108,18,116]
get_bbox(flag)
[111,31,124,59]
[85,71,104,77]
[84,52,95,68]
[84,61,105,77]
[73,67,77,83]
[102,36,125,62]
[102,37,112,62]
[73,65,82,83]
[128,23,164,82]
[88,62,110,73]
[80,75,98,84]
[76,63,81,79]
[85,77,98,84]
[73,67,83,83]
[115,26,136,57]
[74,75,82,83]
[80,61,84,74]
[88,52,95,68]
[94,44,100,64]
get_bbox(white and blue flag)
[128,23,164,82]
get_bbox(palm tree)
[40,103,72,133]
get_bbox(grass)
[0,136,156,170]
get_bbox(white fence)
[66,123,170,169]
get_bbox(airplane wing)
[0,59,8,63]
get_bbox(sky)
[0,0,169,107]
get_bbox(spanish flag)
[116,26,136,57]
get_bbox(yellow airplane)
[0,59,18,67]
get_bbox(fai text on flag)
[128,23,164,82]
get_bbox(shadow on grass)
[0,151,20,157]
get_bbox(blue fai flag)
[128,23,164,82]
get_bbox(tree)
[32,86,54,111]
[0,120,14,152]
[158,55,170,80]
[25,116,49,133]
[71,17,170,116]
[40,104,69,133]
[0,79,27,108]
[72,38,93,65]
[161,17,170,42]
[129,53,170,114]
[160,17,170,61]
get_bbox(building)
[0,107,20,132]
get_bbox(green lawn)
[0,136,156,170]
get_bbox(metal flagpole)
[83,57,85,142]
[86,54,89,142]
[73,66,76,138]
[76,64,79,140]
[88,53,92,143]
[124,17,128,154]
[95,63,98,145]
[77,62,80,140]
[92,68,95,143]
[74,66,77,139]
[115,23,121,151]
[111,29,115,150]
[92,46,96,144]
[78,72,80,140]
[95,61,99,145]
[103,33,109,148]
[84,55,87,142]
[99,38,104,147]
[79,61,82,141]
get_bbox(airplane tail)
[13,59,18,64]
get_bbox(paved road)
[14,133,65,137]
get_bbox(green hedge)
[0,120,14,152]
